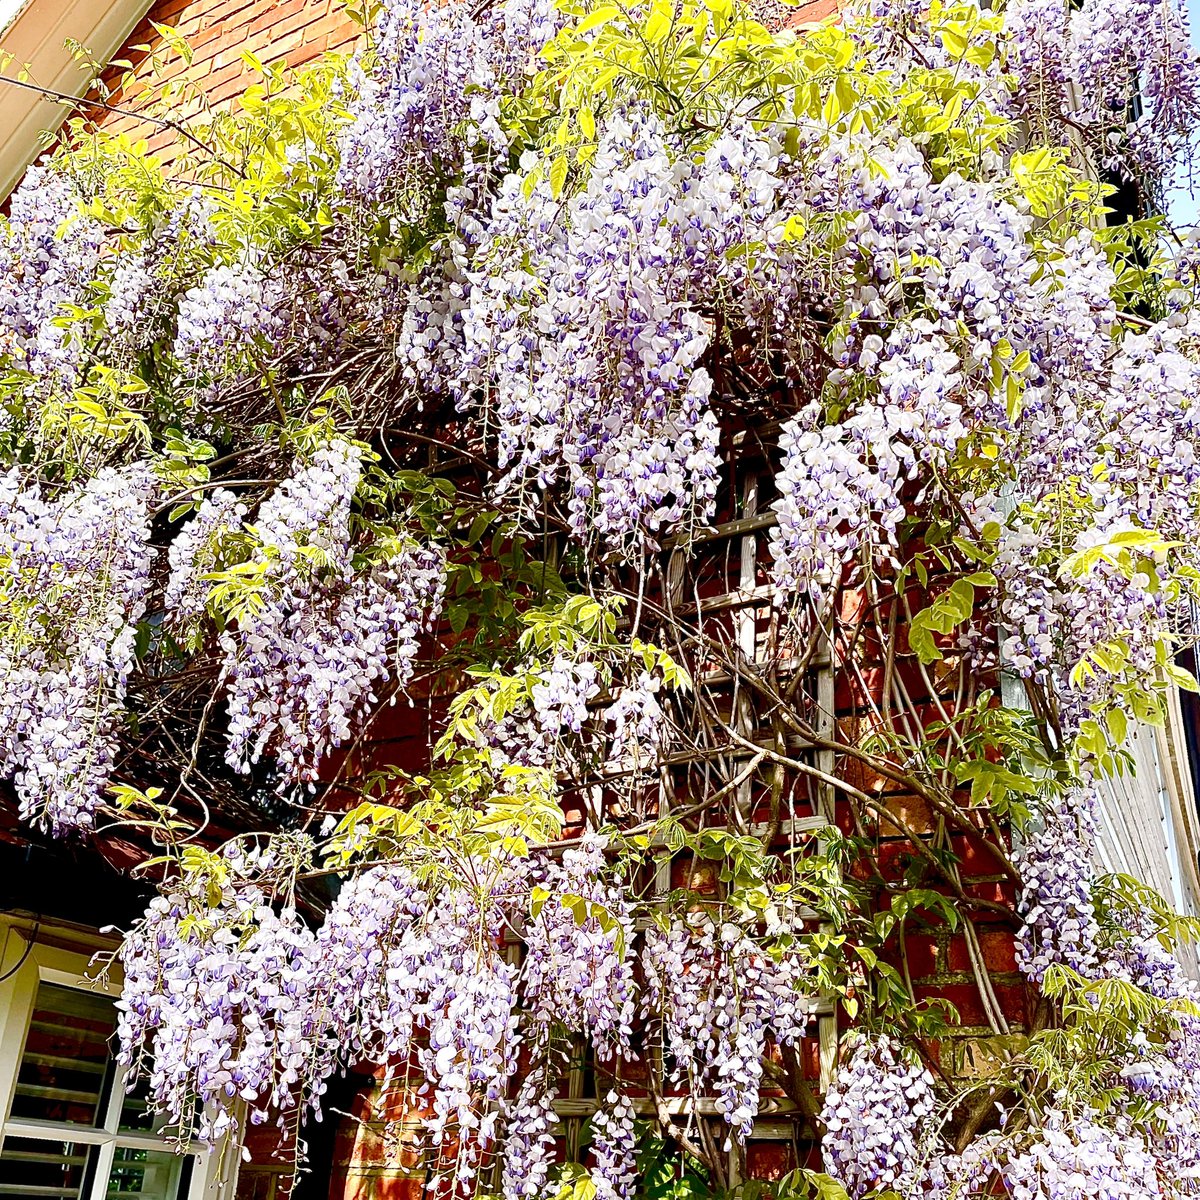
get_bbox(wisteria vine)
[3,0,1200,1195]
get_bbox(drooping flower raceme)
[590,1091,638,1200]
[458,111,737,547]
[0,164,105,403]
[500,1070,559,1200]
[820,1034,939,1199]
[0,466,154,832]
[115,861,326,1144]
[642,915,815,1143]
[1013,784,1103,985]
[336,0,559,211]
[522,833,636,1057]
[173,258,285,376]
[313,862,521,1174]
[164,488,248,644]
[999,1108,1162,1200]
[169,440,447,780]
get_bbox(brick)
[834,665,884,714]
[199,62,256,102]
[838,584,870,624]
[328,30,362,54]
[338,1175,425,1200]
[979,929,1019,974]
[143,0,199,25]
[248,0,313,39]
[899,932,940,981]
[260,29,305,65]
[878,792,936,838]
[192,24,246,63]
[747,1142,796,1180]
[834,716,894,795]
[169,13,207,37]
[302,10,359,46]
[949,831,1011,879]
[914,982,991,1029]
[202,0,264,28]
[783,0,839,26]
[945,929,1018,976]
[285,38,330,69]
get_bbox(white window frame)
[0,921,227,1200]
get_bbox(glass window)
[0,1134,97,1198]
[1,979,199,1200]
[11,984,116,1126]
[105,1147,189,1199]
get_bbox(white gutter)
[0,0,154,201]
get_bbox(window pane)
[0,1135,97,1198]
[233,1168,282,1200]
[118,1082,164,1136]
[105,1147,187,1200]
[12,983,116,1126]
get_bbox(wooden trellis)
[540,465,840,1177]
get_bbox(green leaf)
[575,4,621,34]
[644,0,672,39]
[550,154,569,198]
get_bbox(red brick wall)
[91,0,359,165]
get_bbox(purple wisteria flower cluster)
[173,258,285,376]
[105,192,218,355]
[642,915,815,1143]
[819,1033,938,1198]
[499,1070,558,1200]
[6,0,1200,1189]
[470,655,602,772]
[0,165,105,403]
[336,0,558,211]
[164,488,248,644]
[762,122,1200,748]
[1002,0,1200,181]
[316,862,522,1179]
[0,466,154,832]
[165,439,446,780]
[589,1091,638,1200]
[767,138,1110,607]
[457,111,738,546]
[523,833,636,1056]
[115,843,324,1144]
[115,838,823,1175]
[1012,784,1102,984]
[945,776,1200,1198]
